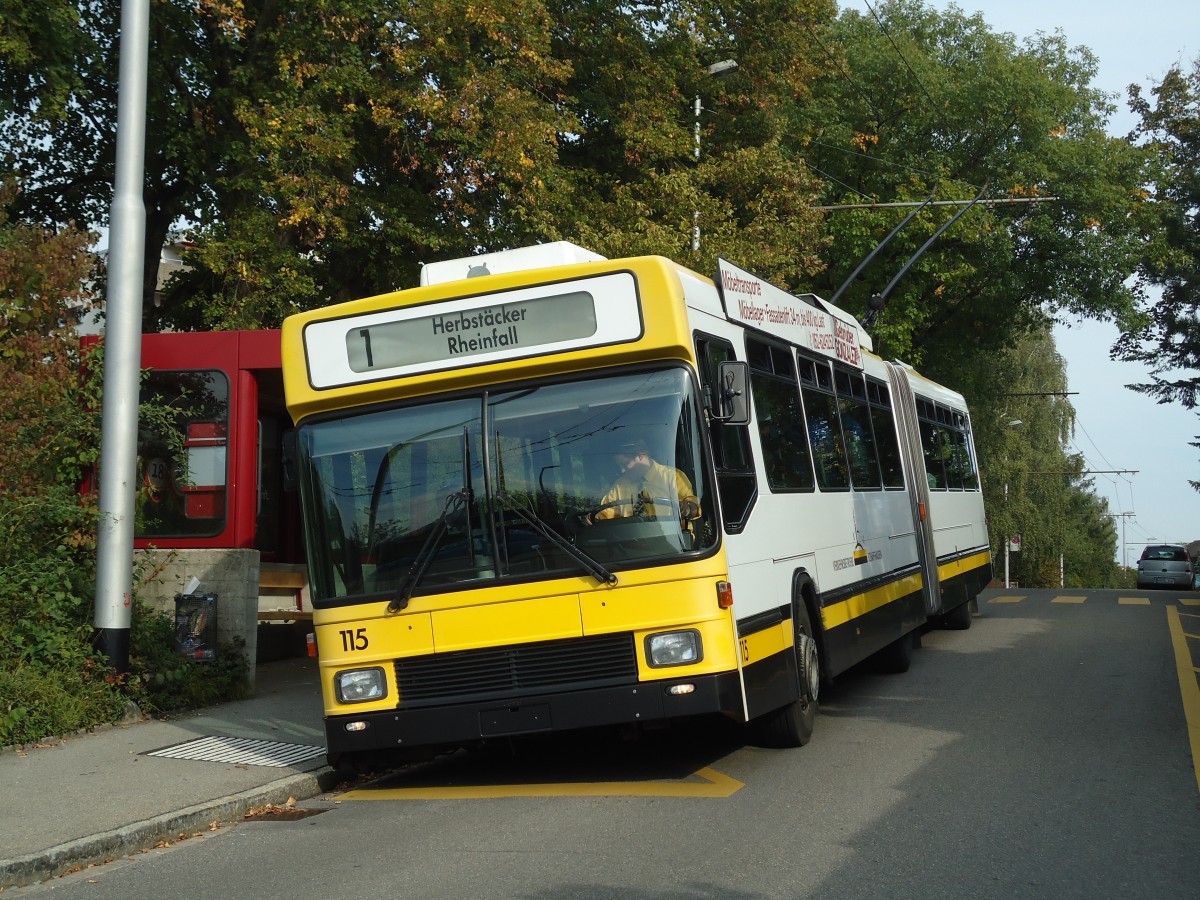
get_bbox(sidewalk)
[0,655,341,889]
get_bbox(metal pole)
[690,62,737,256]
[1004,482,1010,588]
[93,0,150,673]
[812,195,1060,211]
[1122,516,1127,576]
[692,95,701,255]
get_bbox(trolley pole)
[93,0,150,673]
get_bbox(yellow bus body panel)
[738,616,794,667]
[312,555,735,715]
[434,593,584,651]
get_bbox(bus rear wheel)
[941,600,973,630]
[753,604,819,748]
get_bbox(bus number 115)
[339,628,369,652]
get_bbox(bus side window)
[867,378,905,489]
[953,412,980,490]
[918,411,944,490]
[834,369,881,490]
[796,353,850,492]
[696,333,757,532]
[924,425,941,489]
[747,337,814,493]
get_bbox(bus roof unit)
[419,241,607,286]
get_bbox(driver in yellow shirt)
[586,439,700,523]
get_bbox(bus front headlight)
[646,630,702,667]
[335,667,387,703]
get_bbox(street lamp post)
[692,59,738,255]
[692,93,701,254]
[1002,419,1022,589]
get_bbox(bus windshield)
[297,367,715,603]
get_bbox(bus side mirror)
[714,361,750,425]
[281,431,298,493]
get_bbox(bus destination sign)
[715,259,864,368]
[303,271,643,389]
[347,290,597,372]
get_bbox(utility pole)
[1103,512,1136,576]
[93,0,150,673]
[1004,482,1010,588]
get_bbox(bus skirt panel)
[936,549,993,615]
[737,607,801,721]
[325,670,745,757]
[821,577,927,676]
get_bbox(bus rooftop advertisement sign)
[716,259,864,368]
[302,271,643,389]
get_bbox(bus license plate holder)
[480,703,552,736]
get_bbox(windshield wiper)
[495,491,617,586]
[390,425,476,613]
[388,490,467,613]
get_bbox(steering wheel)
[581,496,680,522]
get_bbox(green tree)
[0,179,119,742]
[966,327,1120,587]
[542,0,834,285]
[1,1,840,329]
[789,0,1151,381]
[1113,58,1200,483]
[0,0,587,327]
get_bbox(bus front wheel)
[753,603,819,748]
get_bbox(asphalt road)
[13,587,1200,899]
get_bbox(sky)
[850,1,1199,565]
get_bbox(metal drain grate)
[144,735,325,767]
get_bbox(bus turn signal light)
[716,580,733,609]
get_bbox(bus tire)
[329,749,400,779]
[942,600,972,630]
[875,629,914,674]
[753,603,819,748]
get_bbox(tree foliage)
[0,180,97,349]
[966,328,1121,587]
[0,181,250,745]
[0,0,1157,592]
[790,0,1151,381]
[1114,59,1200,415]
[1,0,837,328]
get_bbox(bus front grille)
[394,632,638,708]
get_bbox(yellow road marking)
[1119,597,1152,605]
[1180,598,1200,607]
[1051,596,1087,604]
[989,596,1023,603]
[1166,605,1200,795]
[338,765,745,800]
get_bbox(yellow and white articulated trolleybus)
[281,242,992,770]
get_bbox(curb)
[0,766,341,890]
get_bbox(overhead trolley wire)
[858,0,942,116]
